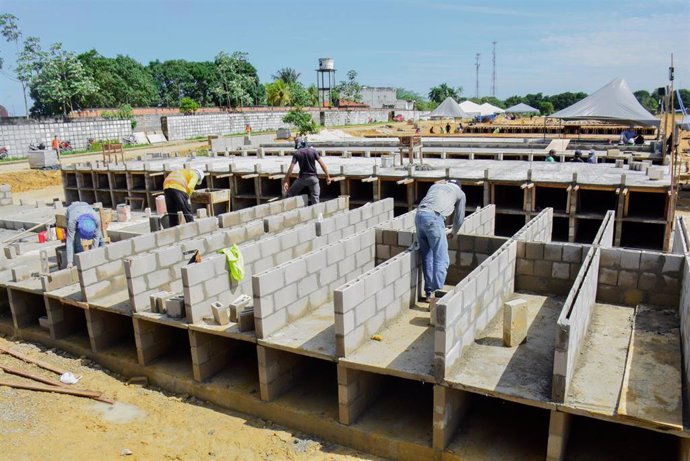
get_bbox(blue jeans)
[415,210,449,297]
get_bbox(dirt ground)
[0,170,62,193]
[0,336,378,461]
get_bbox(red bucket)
[38,231,47,243]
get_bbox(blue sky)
[1,0,689,115]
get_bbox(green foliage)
[634,90,658,113]
[428,83,462,104]
[538,101,554,115]
[266,79,292,106]
[335,70,362,103]
[272,67,300,85]
[289,82,318,106]
[476,96,505,108]
[283,107,319,135]
[101,104,137,129]
[212,51,255,108]
[179,97,200,115]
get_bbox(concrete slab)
[45,283,87,309]
[339,306,435,382]
[134,311,189,330]
[566,303,633,416]
[445,293,562,407]
[257,302,336,361]
[188,320,257,343]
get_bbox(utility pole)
[475,53,480,98]
[491,41,497,98]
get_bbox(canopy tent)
[480,102,505,114]
[678,116,690,131]
[429,97,469,118]
[547,78,660,126]
[458,100,484,116]
[505,102,540,114]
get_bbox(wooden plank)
[0,345,67,375]
[396,178,414,185]
[361,177,378,183]
[0,379,113,404]
[0,365,68,388]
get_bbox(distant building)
[360,87,415,110]
[0,105,8,118]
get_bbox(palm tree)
[428,83,461,104]
[266,79,292,106]
[272,67,301,85]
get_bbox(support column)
[432,385,470,453]
[45,297,83,340]
[546,410,572,461]
[257,345,306,402]
[133,317,173,365]
[189,330,233,382]
[337,364,383,425]
[85,309,133,352]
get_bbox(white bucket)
[116,204,131,222]
[155,195,167,215]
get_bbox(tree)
[477,96,505,108]
[538,101,554,115]
[283,107,319,135]
[547,92,587,111]
[265,79,292,106]
[30,43,98,115]
[503,95,524,108]
[428,83,461,104]
[212,51,255,108]
[0,13,30,116]
[179,97,200,114]
[272,67,300,85]
[148,59,195,107]
[289,82,317,106]
[634,90,658,113]
[335,70,362,103]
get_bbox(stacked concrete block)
[337,364,384,424]
[182,222,323,324]
[432,385,470,452]
[0,184,12,206]
[76,217,218,304]
[132,316,184,365]
[218,195,307,228]
[457,205,495,236]
[257,344,308,401]
[679,255,690,412]
[593,210,615,247]
[515,241,587,295]
[672,216,689,254]
[316,198,394,245]
[374,228,415,265]
[44,296,86,340]
[322,110,389,126]
[552,247,600,402]
[597,248,683,308]
[189,329,234,381]
[503,298,528,347]
[514,208,553,243]
[434,239,517,380]
[253,228,376,339]
[447,235,509,285]
[378,209,417,232]
[263,196,349,233]
[163,112,292,141]
[84,308,133,352]
[334,249,418,357]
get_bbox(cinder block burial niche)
[577,189,617,216]
[234,175,256,196]
[189,330,258,387]
[95,190,113,208]
[495,213,527,237]
[8,288,47,330]
[339,367,433,449]
[380,179,409,210]
[347,178,374,206]
[626,190,667,219]
[462,184,484,209]
[44,298,89,346]
[85,308,136,357]
[0,287,13,332]
[210,175,231,190]
[441,390,549,459]
[319,177,341,201]
[620,221,665,250]
[129,173,146,191]
[575,218,603,244]
[493,184,524,211]
[63,172,77,188]
[112,172,127,190]
[96,172,110,189]
[534,185,568,213]
[259,177,282,199]
[132,317,192,377]
[79,190,96,204]
[552,217,569,242]
[232,197,257,210]
[414,181,434,205]
[564,415,678,460]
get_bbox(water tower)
[316,58,336,107]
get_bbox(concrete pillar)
[257,345,306,401]
[679,437,690,461]
[337,364,383,425]
[45,297,84,340]
[85,308,133,352]
[189,330,232,382]
[503,298,528,347]
[432,385,469,453]
[546,411,572,461]
[133,317,174,366]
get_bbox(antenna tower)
[491,41,497,97]
[475,53,480,98]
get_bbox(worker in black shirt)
[282,138,332,205]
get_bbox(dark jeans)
[164,188,194,226]
[287,175,320,205]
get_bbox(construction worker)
[65,201,104,268]
[282,139,332,205]
[545,149,556,163]
[163,167,204,226]
[415,180,466,305]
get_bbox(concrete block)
[562,245,581,263]
[599,268,618,286]
[552,262,570,280]
[238,309,255,331]
[229,294,252,322]
[165,295,185,318]
[503,298,527,347]
[211,302,230,325]
[620,250,641,270]
[544,243,562,262]
[617,270,638,288]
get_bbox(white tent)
[548,78,659,126]
[505,102,540,114]
[429,97,469,118]
[480,102,505,114]
[458,100,484,116]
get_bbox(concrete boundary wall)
[593,210,615,247]
[125,219,265,312]
[253,229,376,339]
[264,197,348,233]
[182,223,322,324]
[673,217,689,254]
[597,248,683,308]
[447,235,509,286]
[515,241,587,296]
[377,209,416,232]
[218,195,307,228]
[458,205,495,236]
[552,247,600,402]
[75,217,219,303]
[514,208,552,243]
[679,255,690,412]
[334,249,419,357]
[316,198,394,245]
[434,239,517,379]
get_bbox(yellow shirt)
[163,169,198,196]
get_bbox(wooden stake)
[0,379,114,404]
[0,365,67,388]
[0,345,67,375]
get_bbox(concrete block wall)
[0,118,131,156]
[337,364,384,425]
[374,228,415,265]
[316,198,394,245]
[0,184,12,206]
[515,241,587,296]
[552,247,600,402]
[264,196,349,234]
[210,133,275,153]
[434,239,517,379]
[164,112,291,141]
[679,255,690,412]
[447,235,509,284]
[218,195,307,228]
[514,208,553,243]
[182,223,324,324]
[253,229,376,339]
[124,219,265,312]
[593,210,615,247]
[322,110,389,126]
[457,205,495,236]
[75,217,218,303]
[334,249,418,357]
[377,209,416,232]
[672,216,689,254]
[597,248,683,308]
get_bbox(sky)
[1,0,689,115]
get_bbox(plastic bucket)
[116,204,131,222]
[38,231,46,243]
[155,195,167,215]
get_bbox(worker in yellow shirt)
[163,167,204,226]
